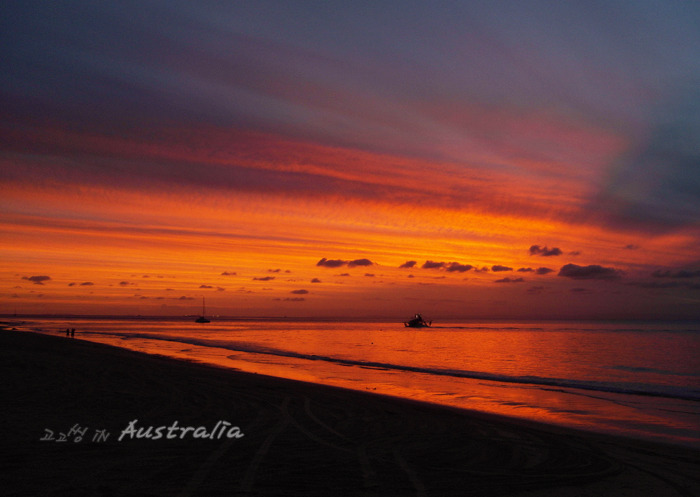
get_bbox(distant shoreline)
[4,314,700,324]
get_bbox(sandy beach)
[1,329,698,497]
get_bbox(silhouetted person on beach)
[71,328,75,338]
[66,328,70,337]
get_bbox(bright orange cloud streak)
[2,123,698,319]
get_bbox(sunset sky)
[2,1,699,319]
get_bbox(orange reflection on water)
[68,322,700,448]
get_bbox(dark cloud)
[178,296,194,300]
[445,263,473,273]
[80,281,94,286]
[291,289,308,294]
[221,271,237,276]
[558,263,623,280]
[652,269,700,279]
[253,276,275,281]
[348,258,373,267]
[22,275,51,285]
[495,277,524,283]
[119,281,133,286]
[421,261,472,272]
[317,258,346,268]
[529,245,562,256]
[399,260,417,268]
[624,244,640,250]
[590,84,700,232]
[491,265,512,272]
[317,257,373,268]
[311,278,321,283]
[275,297,305,302]
[268,269,281,273]
[364,273,375,277]
[519,267,553,274]
[199,284,213,289]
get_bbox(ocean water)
[14,318,700,448]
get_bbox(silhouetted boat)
[195,297,210,323]
[404,313,431,328]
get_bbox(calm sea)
[14,317,700,448]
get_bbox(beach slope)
[1,330,698,496]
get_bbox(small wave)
[111,332,700,402]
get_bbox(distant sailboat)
[195,297,210,323]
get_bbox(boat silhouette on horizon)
[195,297,210,323]
[404,313,431,328]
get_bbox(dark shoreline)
[2,329,698,496]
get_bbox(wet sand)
[1,329,698,496]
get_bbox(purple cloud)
[348,258,373,267]
[558,264,623,280]
[445,263,473,273]
[22,275,51,285]
[529,245,563,256]
[317,257,374,268]
[491,265,513,272]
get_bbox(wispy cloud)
[652,269,700,279]
[495,277,524,283]
[2,1,699,318]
